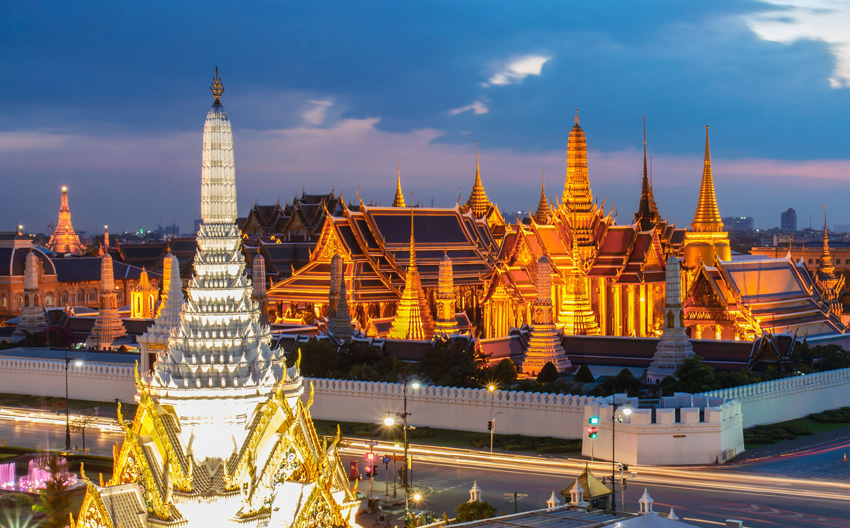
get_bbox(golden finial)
[574,107,580,125]
[210,67,224,103]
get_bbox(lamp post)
[610,400,631,512]
[63,349,82,450]
[383,378,420,523]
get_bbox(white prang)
[201,102,238,224]
[137,253,184,373]
[148,100,285,461]
[646,255,694,384]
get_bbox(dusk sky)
[4,1,850,235]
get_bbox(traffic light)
[587,426,598,439]
[487,420,493,431]
[364,452,375,463]
[588,416,599,425]
[364,464,373,476]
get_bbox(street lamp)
[383,377,420,523]
[64,349,83,451]
[610,401,631,512]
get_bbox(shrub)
[536,362,559,384]
[574,364,595,384]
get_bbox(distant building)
[155,223,180,236]
[834,224,850,234]
[722,216,754,236]
[781,207,797,233]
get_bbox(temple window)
[77,290,85,303]
[1,294,6,308]
[15,296,23,309]
[88,289,97,302]
[837,259,842,264]
[809,259,813,264]
[45,293,54,306]
[61,291,68,305]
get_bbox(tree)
[32,455,74,528]
[492,359,518,386]
[574,364,595,384]
[536,362,559,384]
[295,339,338,378]
[662,355,719,395]
[455,500,497,523]
[420,340,487,388]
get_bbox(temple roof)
[634,117,662,232]
[270,205,499,304]
[0,245,56,277]
[463,144,492,219]
[51,258,157,283]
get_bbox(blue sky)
[4,1,850,234]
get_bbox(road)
[3,408,850,527]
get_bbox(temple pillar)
[638,284,646,337]
[612,284,622,336]
[646,284,655,336]
[627,285,636,336]
[597,278,607,335]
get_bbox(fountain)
[0,462,15,490]
[18,455,77,492]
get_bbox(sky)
[4,1,850,235]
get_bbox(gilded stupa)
[46,186,83,254]
[533,171,552,225]
[74,69,359,528]
[683,126,731,270]
[521,256,571,376]
[463,143,492,219]
[815,204,845,317]
[557,215,601,336]
[388,209,435,340]
[393,162,406,208]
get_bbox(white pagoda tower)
[646,255,694,384]
[12,251,48,339]
[521,255,571,376]
[74,70,358,528]
[137,253,183,375]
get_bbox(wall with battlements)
[0,356,136,403]
[305,378,597,438]
[703,367,850,428]
[582,394,744,465]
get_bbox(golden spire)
[464,141,491,218]
[533,169,552,225]
[388,206,434,340]
[210,67,224,104]
[635,114,662,231]
[562,108,593,213]
[820,203,834,273]
[690,125,723,232]
[393,161,406,208]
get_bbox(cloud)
[744,0,850,87]
[302,99,334,125]
[483,55,551,87]
[448,100,490,116]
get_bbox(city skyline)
[5,2,850,233]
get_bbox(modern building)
[781,207,797,233]
[722,216,754,236]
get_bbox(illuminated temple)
[267,112,844,345]
[74,70,358,528]
[46,186,83,254]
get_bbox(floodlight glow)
[623,408,632,416]
[410,381,421,390]
[384,416,396,426]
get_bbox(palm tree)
[32,455,74,528]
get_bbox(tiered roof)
[46,187,83,254]
[269,204,499,305]
[690,126,724,233]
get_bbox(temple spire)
[533,169,552,225]
[562,109,593,213]
[393,161,406,207]
[691,126,723,232]
[46,186,83,254]
[388,207,435,340]
[634,114,662,231]
[464,141,492,218]
[815,202,845,317]
[210,66,224,104]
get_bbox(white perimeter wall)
[703,367,850,428]
[304,378,597,438]
[0,356,136,403]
